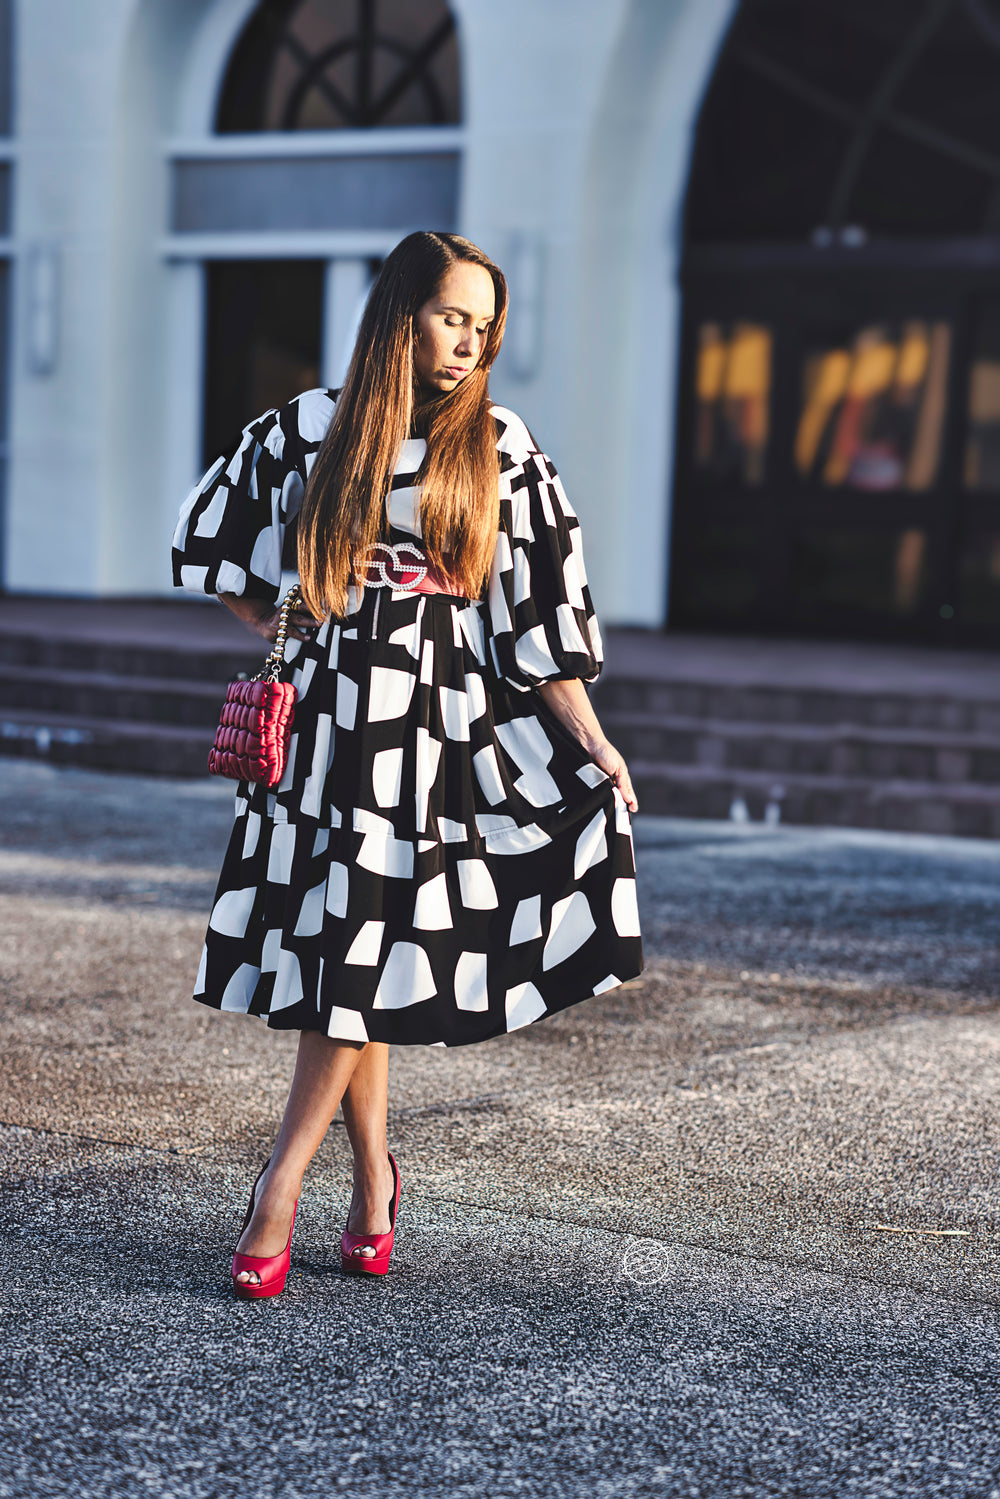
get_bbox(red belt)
[355,541,465,598]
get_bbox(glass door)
[781,300,956,636]
[669,264,979,642]
[957,297,1000,632]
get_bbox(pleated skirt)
[194,585,643,1045]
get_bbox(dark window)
[216,0,460,132]
[686,0,1000,243]
[668,523,762,625]
[795,319,950,492]
[965,300,1000,491]
[789,527,930,622]
[958,526,1000,624]
[692,320,772,486]
[202,260,324,467]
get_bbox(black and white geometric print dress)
[172,388,643,1047]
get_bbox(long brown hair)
[297,231,509,618]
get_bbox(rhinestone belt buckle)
[357,541,429,592]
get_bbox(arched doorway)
[669,0,1000,644]
[165,0,461,471]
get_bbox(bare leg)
[234,1032,365,1286]
[340,1043,394,1259]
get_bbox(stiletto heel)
[231,1159,299,1300]
[341,1152,400,1278]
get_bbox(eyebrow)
[439,304,494,321]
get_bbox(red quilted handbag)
[208,586,302,788]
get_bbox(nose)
[455,328,474,356]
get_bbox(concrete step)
[595,676,1000,736]
[600,710,1000,787]
[0,707,213,777]
[1,602,997,832]
[0,625,261,686]
[0,662,230,728]
[627,760,1000,839]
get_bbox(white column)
[161,259,206,559]
[453,0,627,467]
[321,257,372,389]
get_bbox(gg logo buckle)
[356,541,429,591]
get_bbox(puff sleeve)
[486,443,603,692]
[171,399,314,602]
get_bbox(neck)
[411,385,447,437]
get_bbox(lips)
[444,367,470,379]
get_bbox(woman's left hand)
[586,737,638,813]
[535,678,639,813]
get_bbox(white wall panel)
[453,0,734,626]
[7,0,133,592]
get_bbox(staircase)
[0,597,261,776]
[2,599,999,837]
[592,631,1000,838]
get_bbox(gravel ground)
[1,762,999,1498]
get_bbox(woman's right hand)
[218,592,321,643]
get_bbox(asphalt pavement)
[1,761,999,1498]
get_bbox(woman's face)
[412,262,496,396]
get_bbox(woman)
[173,231,643,1298]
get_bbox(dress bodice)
[386,438,426,539]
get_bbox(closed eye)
[443,315,493,331]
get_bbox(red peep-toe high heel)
[341,1153,400,1278]
[231,1159,298,1301]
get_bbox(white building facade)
[1,0,736,628]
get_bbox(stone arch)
[568,0,736,628]
[177,0,264,135]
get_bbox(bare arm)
[536,678,638,812]
[218,592,320,644]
